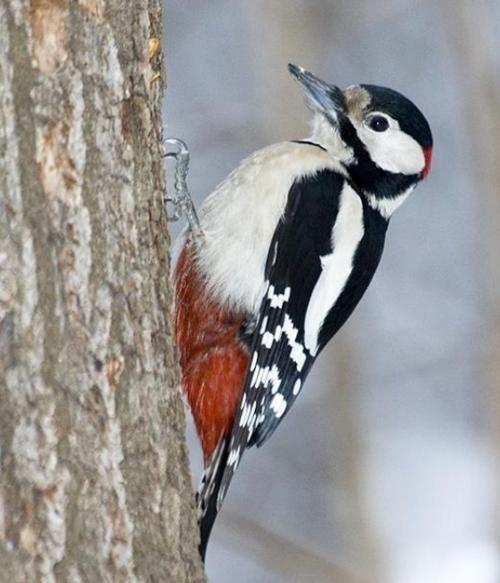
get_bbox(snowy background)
[163,1,500,582]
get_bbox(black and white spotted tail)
[197,438,229,561]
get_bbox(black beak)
[288,64,345,123]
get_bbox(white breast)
[195,142,345,313]
[304,183,364,355]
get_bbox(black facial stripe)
[348,158,420,200]
[337,114,420,199]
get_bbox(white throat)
[309,113,354,164]
[365,185,414,219]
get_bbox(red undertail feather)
[175,242,249,463]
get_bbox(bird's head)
[289,64,433,217]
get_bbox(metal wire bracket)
[162,138,204,241]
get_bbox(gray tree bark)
[0,1,205,581]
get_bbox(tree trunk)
[0,1,205,581]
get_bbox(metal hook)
[162,138,204,242]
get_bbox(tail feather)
[197,438,230,561]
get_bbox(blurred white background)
[163,2,500,582]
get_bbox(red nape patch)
[423,146,433,177]
[175,242,249,463]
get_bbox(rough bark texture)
[0,1,205,581]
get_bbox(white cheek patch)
[357,125,425,176]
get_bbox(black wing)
[216,169,345,508]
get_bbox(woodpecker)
[175,64,433,559]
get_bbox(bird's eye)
[367,115,389,132]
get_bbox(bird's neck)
[346,156,419,219]
[362,184,415,219]
[309,115,354,166]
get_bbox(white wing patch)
[304,183,364,355]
